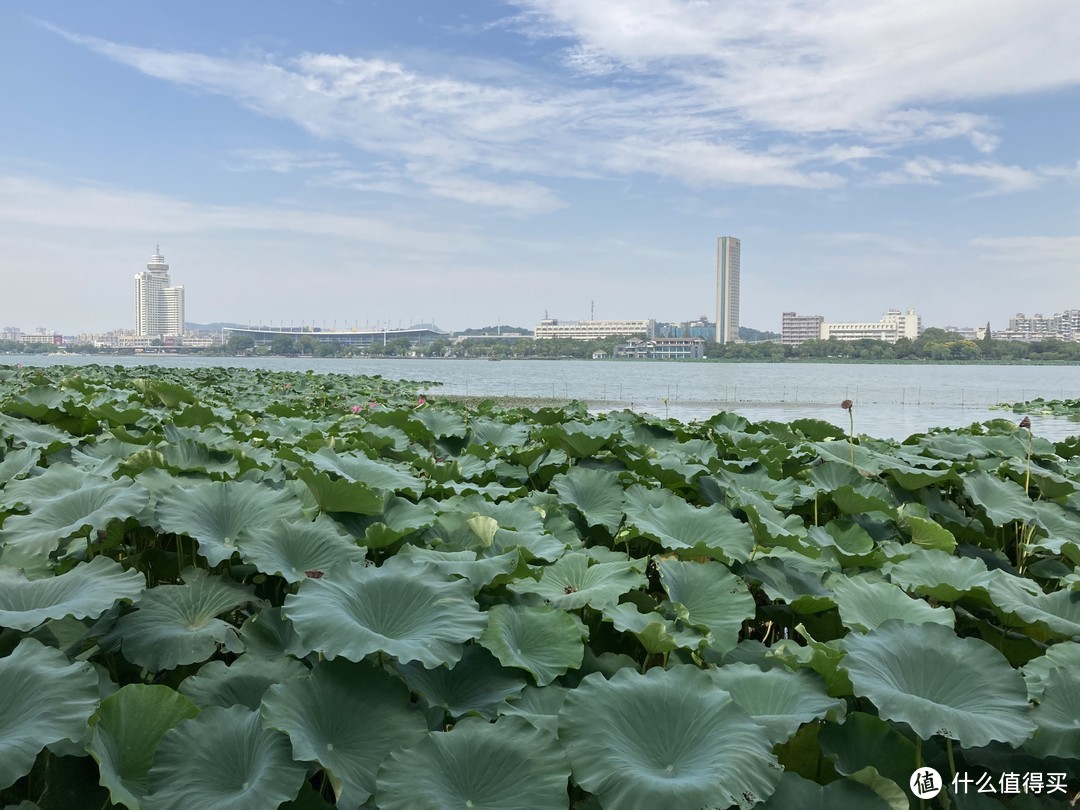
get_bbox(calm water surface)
[9,355,1080,441]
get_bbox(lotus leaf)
[106,568,258,671]
[497,684,568,735]
[480,603,584,686]
[1023,666,1080,759]
[87,685,201,809]
[397,643,527,719]
[707,662,847,744]
[395,546,520,591]
[1021,641,1080,700]
[236,516,367,583]
[829,575,955,633]
[657,558,755,654]
[376,716,571,810]
[0,638,99,789]
[883,548,992,601]
[155,479,305,566]
[508,552,646,610]
[989,574,1080,637]
[283,560,485,668]
[602,601,710,654]
[558,666,782,810]
[758,772,892,809]
[551,466,625,533]
[179,654,308,710]
[0,476,149,559]
[261,658,428,808]
[0,556,145,631]
[841,621,1036,747]
[624,484,755,562]
[144,705,306,810]
[818,711,916,788]
[964,471,1036,526]
[306,448,423,497]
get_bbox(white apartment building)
[820,308,922,344]
[134,248,185,336]
[716,236,741,345]
[534,319,656,340]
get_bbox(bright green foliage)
[0,363,1077,808]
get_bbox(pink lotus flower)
[417,396,427,406]
[351,405,363,413]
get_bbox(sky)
[2,1,1079,336]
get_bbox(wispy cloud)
[224,149,347,174]
[875,157,1044,194]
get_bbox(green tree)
[271,334,297,355]
[227,334,255,354]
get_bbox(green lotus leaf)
[551,466,625,533]
[602,601,710,654]
[707,662,847,744]
[896,504,957,553]
[179,654,309,710]
[144,705,306,810]
[469,418,531,447]
[133,377,196,407]
[508,552,646,610]
[537,422,612,458]
[742,554,835,614]
[757,772,891,810]
[0,462,90,510]
[1021,641,1080,700]
[480,603,584,686]
[106,568,258,671]
[87,685,201,810]
[357,496,439,548]
[964,471,1035,526]
[306,448,423,497]
[830,575,955,633]
[261,658,428,808]
[739,496,808,549]
[558,666,782,810]
[395,546,521,591]
[398,643,527,719]
[497,684,568,735]
[0,638,100,790]
[414,407,468,439]
[297,469,386,515]
[806,520,875,557]
[283,560,485,668]
[883,548,992,602]
[989,575,1080,637]
[0,476,150,560]
[0,413,78,452]
[657,558,755,654]
[376,715,570,810]
[0,446,39,485]
[155,479,305,566]
[818,711,916,788]
[841,621,1036,747]
[236,517,366,583]
[238,607,308,660]
[0,556,145,631]
[769,623,853,697]
[624,485,755,562]
[1024,666,1080,759]
[829,482,896,516]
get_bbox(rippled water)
[8,355,1080,440]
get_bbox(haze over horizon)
[2,1,1079,335]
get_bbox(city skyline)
[1,3,1079,334]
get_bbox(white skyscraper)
[134,247,185,336]
[716,236,741,345]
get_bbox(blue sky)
[2,1,1079,335]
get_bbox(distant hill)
[455,325,532,336]
[740,326,780,342]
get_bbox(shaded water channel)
[10,355,1080,441]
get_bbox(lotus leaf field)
[1,363,1078,809]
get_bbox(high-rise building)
[716,236,741,345]
[134,247,185,336]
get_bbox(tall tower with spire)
[716,236,741,345]
[134,247,185,336]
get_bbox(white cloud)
[509,0,1080,142]
[225,149,347,174]
[875,157,1044,193]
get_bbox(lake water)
[7,355,1080,441]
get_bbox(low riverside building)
[781,312,824,346]
[534,318,655,340]
[224,323,449,347]
[614,337,705,360]
[820,308,922,344]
